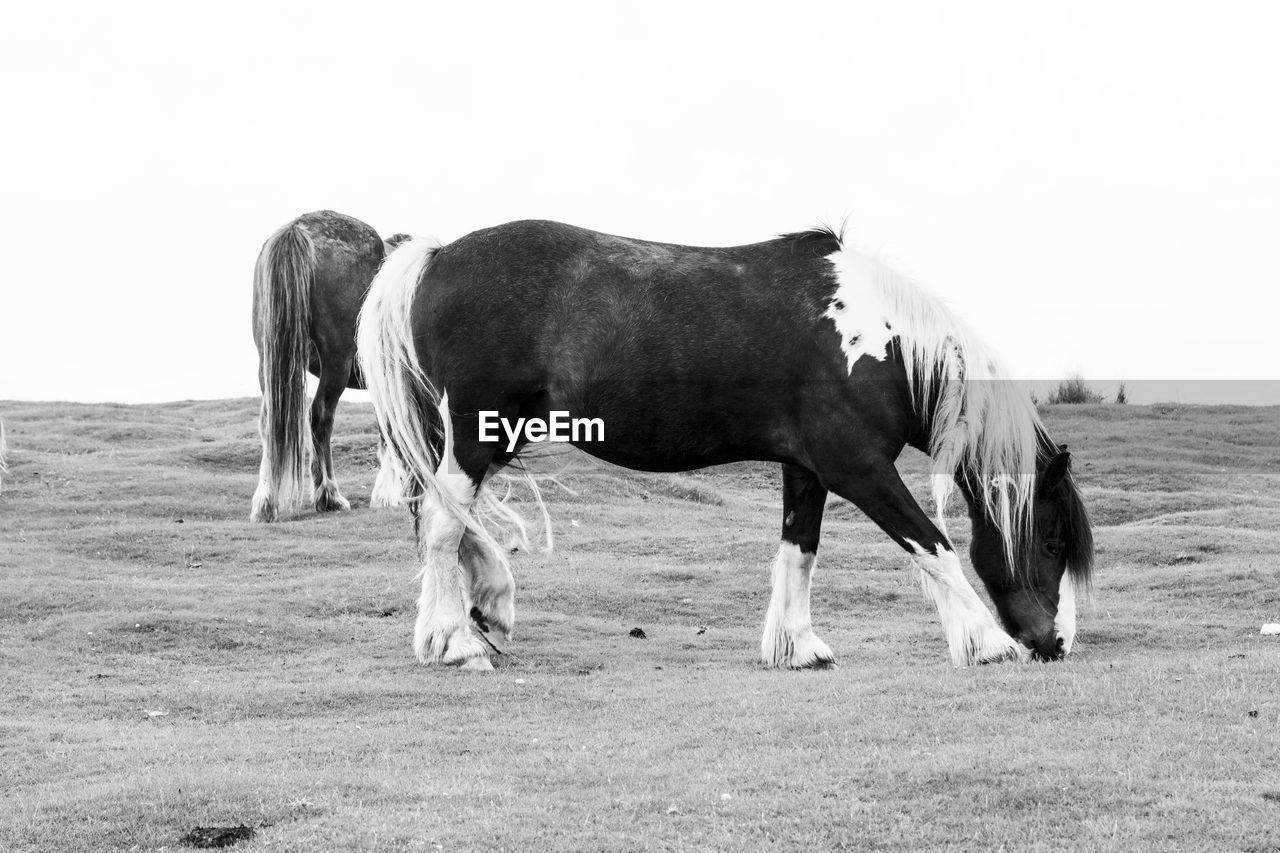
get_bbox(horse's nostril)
[1055,636,1066,651]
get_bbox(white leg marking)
[413,398,490,669]
[1055,573,1077,655]
[414,498,485,666]
[461,530,516,640]
[370,442,405,508]
[906,538,1026,666]
[249,454,277,523]
[761,543,835,669]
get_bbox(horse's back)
[411,220,892,468]
[418,219,843,349]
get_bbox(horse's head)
[965,445,1094,661]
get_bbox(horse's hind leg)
[413,397,501,669]
[762,464,836,669]
[460,528,516,639]
[822,458,1023,666]
[250,407,278,523]
[250,365,281,523]
[416,491,492,669]
[310,366,351,513]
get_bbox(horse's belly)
[546,385,783,473]
[569,436,749,474]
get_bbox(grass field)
[2,399,1279,851]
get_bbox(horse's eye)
[1044,538,1063,558]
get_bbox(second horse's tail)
[251,220,316,520]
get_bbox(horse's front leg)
[827,459,1024,666]
[761,464,836,669]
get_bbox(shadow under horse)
[250,210,414,522]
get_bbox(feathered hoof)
[966,627,1028,666]
[313,481,350,513]
[414,618,491,670]
[761,625,837,670]
[470,582,516,641]
[975,645,1027,665]
[249,490,277,523]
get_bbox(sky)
[1,1,1278,404]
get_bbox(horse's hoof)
[249,505,277,523]
[417,618,492,669]
[313,488,350,513]
[762,627,836,670]
[975,643,1027,666]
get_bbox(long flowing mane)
[825,236,1043,568]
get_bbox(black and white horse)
[250,210,414,522]
[357,220,1093,670]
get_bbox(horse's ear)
[1039,451,1072,496]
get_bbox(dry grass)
[2,399,1279,851]
[1047,375,1105,405]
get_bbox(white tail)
[356,239,549,580]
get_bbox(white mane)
[826,248,1043,564]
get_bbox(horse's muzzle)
[1027,633,1067,662]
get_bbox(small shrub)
[1115,382,1128,405]
[1046,375,1104,405]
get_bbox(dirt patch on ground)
[180,824,255,848]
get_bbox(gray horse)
[250,210,411,522]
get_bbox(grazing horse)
[357,220,1093,670]
[250,210,410,522]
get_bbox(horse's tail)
[253,220,316,511]
[357,239,543,565]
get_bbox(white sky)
[1,1,1277,404]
